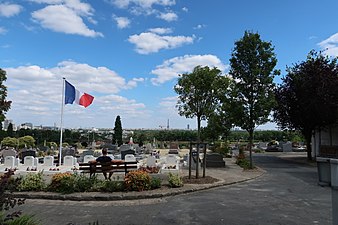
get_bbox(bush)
[0,171,36,224]
[99,180,125,192]
[124,171,151,191]
[73,174,98,192]
[168,173,183,188]
[17,172,46,192]
[150,177,161,189]
[48,172,75,194]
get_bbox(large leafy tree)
[175,66,227,141]
[113,115,123,146]
[229,31,279,168]
[0,69,11,127]
[274,51,338,160]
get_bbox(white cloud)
[151,54,227,85]
[31,5,102,37]
[157,12,177,22]
[318,33,338,56]
[30,1,103,37]
[108,0,176,17]
[5,61,148,128]
[0,3,22,17]
[109,0,175,9]
[194,24,205,30]
[113,16,131,29]
[0,27,7,35]
[128,31,194,54]
[182,7,188,12]
[148,27,172,34]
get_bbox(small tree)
[1,137,18,148]
[274,51,338,160]
[6,123,14,137]
[113,115,123,146]
[175,66,225,141]
[18,136,36,148]
[229,31,280,168]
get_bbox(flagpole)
[59,77,65,166]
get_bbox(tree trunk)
[196,116,201,178]
[248,129,253,169]
[305,134,312,161]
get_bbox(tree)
[0,69,11,126]
[273,51,338,160]
[6,123,14,137]
[229,31,279,168]
[113,115,123,146]
[1,137,18,148]
[175,66,226,141]
[18,136,35,148]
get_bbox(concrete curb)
[12,167,265,201]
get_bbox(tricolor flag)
[64,80,94,108]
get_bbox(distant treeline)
[0,128,304,148]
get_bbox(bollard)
[330,159,338,225]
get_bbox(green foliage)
[274,50,338,160]
[0,69,11,126]
[6,124,13,138]
[113,115,123,146]
[17,172,46,192]
[213,142,230,156]
[168,173,183,188]
[236,158,251,170]
[0,213,40,225]
[1,137,18,148]
[73,174,99,192]
[18,136,35,148]
[99,180,125,192]
[175,66,227,141]
[229,31,279,168]
[124,171,151,191]
[150,177,162,189]
[0,171,28,224]
[47,172,75,194]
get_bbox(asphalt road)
[18,154,332,225]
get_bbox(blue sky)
[1,0,338,130]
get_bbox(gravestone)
[121,149,135,160]
[62,148,76,157]
[169,143,179,150]
[205,153,225,167]
[145,143,153,154]
[21,150,36,163]
[119,144,131,152]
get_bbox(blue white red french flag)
[64,80,94,108]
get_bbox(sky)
[1,0,338,130]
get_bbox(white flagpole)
[59,77,65,166]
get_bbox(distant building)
[19,122,33,129]
[3,119,16,131]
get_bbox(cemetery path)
[17,153,331,225]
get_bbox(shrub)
[48,172,75,194]
[124,171,151,191]
[150,177,161,189]
[0,171,36,224]
[168,173,183,188]
[17,172,46,192]
[100,180,125,192]
[73,174,98,192]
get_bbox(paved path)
[16,153,332,225]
